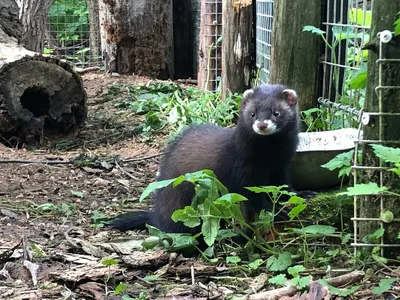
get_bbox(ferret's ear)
[282,89,298,106]
[242,89,254,104]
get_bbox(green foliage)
[289,225,336,236]
[137,170,310,257]
[394,11,400,36]
[114,282,127,295]
[349,8,372,26]
[321,150,355,178]
[302,26,325,36]
[371,278,398,295]
[339,182,387,196]
[36,202,76,217]
[109,82,240,141]
[300,107,325,132]
[370,144,400,176]
[48,0,89,44]
[102,258,118,266]
[266,252,292,271]
[319,280,360,296]
[226,256,241,264]
[268,264,310,290]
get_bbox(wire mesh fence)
[201,0,223,91]
[46,0,102,68]
[255,0,274,84]
[318,0,372,130]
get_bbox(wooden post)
[99,0,174,78]
[221,0,252,99]
[360,0,400,257]
[198,0,222,91]
[270,1,321,110]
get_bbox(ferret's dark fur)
[109,84,301,234]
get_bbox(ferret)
[109,84,308,234]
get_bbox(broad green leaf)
[290,276,310,290]
[268,274,287,286]
[319,280,360,296]
[339,182,387,196]
[215,229,237,240]
[371,278,398,295]
[143,275,159,282]
[370,144,400,164]
[201,199,220,246]
[394,11,400,36]
[321,150,354,172]
[332,25,357,41]
[287,265,306,277]
[140,178,176,201]
[291,225,336,235]
[201,217,220,246]
[288,203,307,220]
[102,258,118,266]
[267,252,292,272]
[341,233,351,244]
[303,25,325,36]
[348,64,367,89]
[114,282,127,295]
[248,259,264,270]
[171,206,201,228]
[286,195,306,205]
[246,185,289,194]
[214,193,248,206]
[226,256,241,264]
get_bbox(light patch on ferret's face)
[252,119,278,135]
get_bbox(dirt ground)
[1,73,398,300]
[0,73,194,299]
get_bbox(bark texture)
[221,0,252,98]
[0,6,87,147]
[19,0,54,52]
[87,0,100,59]
[361,0,400,256]
[99,0,174,78]
[270,0,321,110]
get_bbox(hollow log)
[0,27,87,147]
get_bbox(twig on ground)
[123,153,162,162]
[0,159,70,165]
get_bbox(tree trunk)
[270,0,321,111]
[0,0,22,42]
[19,0,54,52]
[0,4,87,147]
[360,0,400,257]
[221,0,252,99]
[99,0,174,78]
[87,0,100,60]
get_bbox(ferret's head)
[239,84,299,136]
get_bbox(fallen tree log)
[0,7,87,147]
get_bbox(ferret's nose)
[257,122,267,130]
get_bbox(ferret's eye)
[251,112,255,117]
[273,111,280,117]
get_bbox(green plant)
[48,0,89,45]
[137,170,308,255]
[36,202,77,217]
[110,82,241,141]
